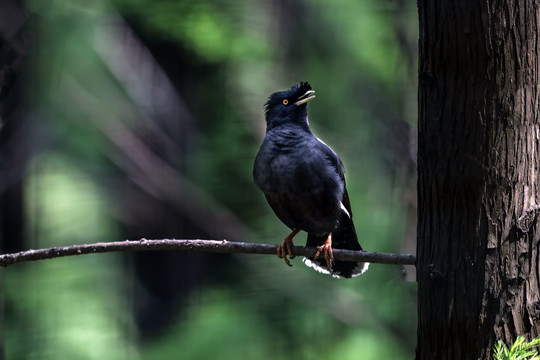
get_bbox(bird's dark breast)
[263,190,341,233]
[254,136,343,234]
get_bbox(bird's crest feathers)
[264,81,313,117]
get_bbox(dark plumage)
[253,82,369,278]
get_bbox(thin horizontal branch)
[0,239,416,268]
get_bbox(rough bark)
[417,1,540,359]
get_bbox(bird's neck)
[266,115,311,133]
[267,121,311,134]
[265,123,314,148]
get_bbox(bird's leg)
[277,229,300,266]
[314,233,334,271]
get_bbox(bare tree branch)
[0,239,415,267]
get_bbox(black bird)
[253,82,369,278]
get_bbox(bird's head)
[264,82,316,130]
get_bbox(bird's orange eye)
[283,99,289,105]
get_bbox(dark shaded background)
[1,0,418,358]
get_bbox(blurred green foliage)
[2,0,418,359]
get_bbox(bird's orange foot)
[314,233,334,271]
[277,229,300,267]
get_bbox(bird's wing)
[305,138,367,278]
[314,137,345,177]
[314,137,353,218]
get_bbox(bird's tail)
[303,217,369,278]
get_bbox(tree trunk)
[417,1,540,359]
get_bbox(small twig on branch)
[0,239,416,268]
